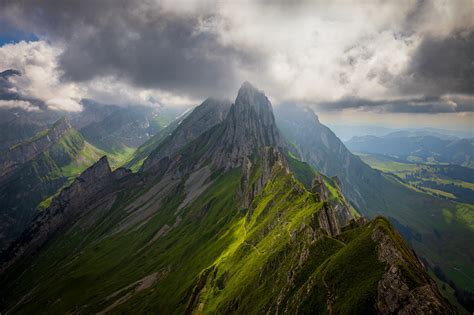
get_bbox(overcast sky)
[0,0,472,131]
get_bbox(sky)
[0,0,473,132]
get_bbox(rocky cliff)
[0,117,72,181]
[141,98,231,172]
[0,156,131,272]
[209,82,284,169]
[371,219,455,314]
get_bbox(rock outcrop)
[210,82,284,169]
[0,117,72,181]
[311,175,354,231]
[0,156,131,272]
[238,146,289,209]
[141,98,231,172]
[372,221,455,314]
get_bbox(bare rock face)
[238,146,289,209]
[372,224,455,314]
[0,117,72,181]
[317,202,341,237]
[141,98,231,172]
[311,175,354,230]
[210,82,284,169]
[0,156,131,272]
[143,82,287,209]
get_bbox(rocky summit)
[0,83,454,314]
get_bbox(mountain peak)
[235,81,271,112]
[209,82,283,169]
[78,155,111,182]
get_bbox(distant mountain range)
[327,123,472,142]
[345,132,474,168]
[0,83,456,313]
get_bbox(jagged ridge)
[0,83,454,314]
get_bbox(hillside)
[357,153,474,203]
[0,118,131,251]
[127,98,230,172]
[0,83,453,314]
[274,106,474,297]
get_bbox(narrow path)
[242,220,264,255]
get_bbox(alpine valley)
[0,83,462,314]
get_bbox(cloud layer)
[0,0,472,114]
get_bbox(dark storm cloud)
[398,30,474,96]
[0,0,261,98]
[318,95,474,114]
[0,0,472,110]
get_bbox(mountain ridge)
[0,83,455,314]
[274,105,474,297]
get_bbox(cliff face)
[372,224,454,314]
[141,98,231,172]
[209,82,284,169]
[0,118,72,181]
[0,156,131,272]
[238,146,290,209]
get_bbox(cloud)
[0,0,260,99]
[0,41,199,111]
[0,41,83,111]
[397,30,474,96]
[0,99,39,111]
[0,0,472,113]
[316,94,474,114]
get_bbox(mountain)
[0,118,105,250]
[0,108,63,151]
[383,130,459,141]
[326,123,470,143]
[345,133,474,168]
[0,118,72,179]
[0,94,183,251]
[0,83,453,314]
[139,98,231,172]
[0,81,180,154]
[0,115,146,252]
[325,124,396,141]
[76,100,179,154]
[274,105,474,298]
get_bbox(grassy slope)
[275,111,473,295]
[361,172,474,292]
[352,153,474,292]
[33,129,133,209]
[0,127,135,248]
[1,154,445,314]
[357,152,474,201]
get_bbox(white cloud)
[0,100,39,111]
[0,41,197,112]
[0,41,83,111]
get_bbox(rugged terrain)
[0,83,454,314]
[275,105,474,298]
[0,88,181,251]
